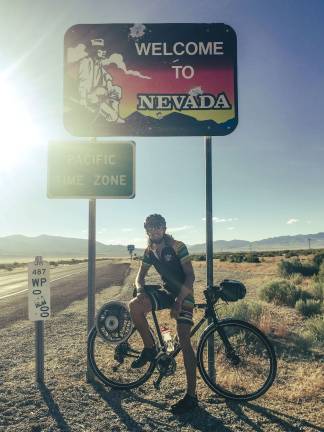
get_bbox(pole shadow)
[245,401,323,432]
[224,399,322,432]
[38,382,71,431]
[90,379,166,431]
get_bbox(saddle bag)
[219,279,246,302]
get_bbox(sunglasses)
[146,225,164,232]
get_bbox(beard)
[151,236,164,244]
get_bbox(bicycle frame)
[150,286,230,360]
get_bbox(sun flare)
[0,77,40,171]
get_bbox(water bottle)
[161,326,174,353]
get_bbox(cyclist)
[129,214,198,415]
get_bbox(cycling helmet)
[144,214,166,230]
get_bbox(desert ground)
[0,256,323,431]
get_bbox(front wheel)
[87,326,156,390]
[197,319,277,401]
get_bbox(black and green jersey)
[142,237,190,296]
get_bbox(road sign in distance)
[47,141,135,199]
[64,23,237,137]
[28,260,51,321]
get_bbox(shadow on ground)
[91,380,232,432]
[38,383,71,431]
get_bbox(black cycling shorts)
[142,285,194,326]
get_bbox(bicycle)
[87,280,277,401]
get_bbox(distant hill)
[0,235,137,259]
[188,232,324,253]
[0,232,323,259]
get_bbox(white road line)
[0,269,88,300]
[0,289,28,300]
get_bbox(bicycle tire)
[197,319,277,401]
[87,326,156,390]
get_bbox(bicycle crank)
[153,353,177,390]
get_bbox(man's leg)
[129,294,154,348]
[177,322,197,397]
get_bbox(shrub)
[259,280,300,307]
[311,282,324,302]
[245,253,260,263]
[230,254,245,263]
[192,255,206,261]
[221,300,263,324]
[301,316,324,348]
[295,299,322,317]
[218,254,227,262]
[318,262,324,280]
[285,251,298,258]
[288,274,304,285]
[313,252,324,269]
[278,258,318,277]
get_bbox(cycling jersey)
[142,236,190,297]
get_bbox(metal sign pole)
[87,198,96,381]
[35,321,44,383]
[205,136,215,381]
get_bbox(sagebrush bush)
[230,254,244,263]
[285,251,298,258]
[221,300,263,324]
[301,316,324,348]
[245,254,260,263]
[318,262,324,280]
[288,274,304,285]
[311,282,324,302]
[313,252,324,269]
[259,280,300,306]
[295,299,322,317]
[278,258,318,277]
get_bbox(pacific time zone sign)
[47,141,135,198]
[64,23,238,137]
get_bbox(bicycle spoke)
[88,327,155,388]
[198,320,276,400]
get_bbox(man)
[78,38,124,123]
[129,214,198,415]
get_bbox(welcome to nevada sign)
[64,23,238,137]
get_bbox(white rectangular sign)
[28,260,51,321]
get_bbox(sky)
[0,0,324,248]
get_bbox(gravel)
[0,261,322,431]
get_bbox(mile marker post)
[28,256,51,384]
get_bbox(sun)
[0,76,40,171]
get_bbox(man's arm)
[171,259,195,318]
[179,259,195,300]
[135,261,150,294]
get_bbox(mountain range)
[0,232,323,259]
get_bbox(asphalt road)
[0,261,130,328]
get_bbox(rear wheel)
[197,319,277,401]
[87,326,156,389]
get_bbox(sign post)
[87,199,96,381]
[28,256,51,384]
[127,244,135,259]
[205,136,215,381]
[48,140,135,381]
